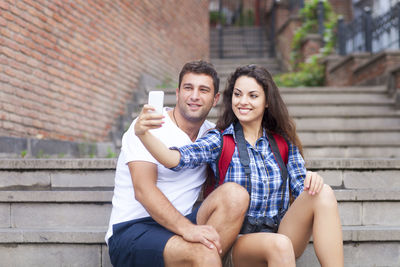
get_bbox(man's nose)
[190,89,200,100]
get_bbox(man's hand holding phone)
[135,91,165,136]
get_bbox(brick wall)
[0,0,209,142]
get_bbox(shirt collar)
[222,123,268,143]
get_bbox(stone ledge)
[306,158,400,170]
[0,159,117,170]
[1,158,399,170]
[335,189,400,201]
[0,227,107,244]
[0,226,399,244]
[0,191,113,203]
[280,85,386,93]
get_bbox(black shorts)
[108,208,199,267]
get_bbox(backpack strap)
[233,121,252,193]
[217,134,235,184]
[267,133,289,213]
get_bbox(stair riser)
[339,202,400,226]
[295,118,400,131]
[0,242,398,267]
[282,94,394,105]
[304,147,400,158]
[299,132,400,146]
[0,170,115,189]
[297,242,400,267]
[0,244,111,267]
[1,203,111,228]
[0,201,397,228]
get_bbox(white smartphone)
[148,91,164,114]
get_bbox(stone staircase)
[0,159,114,267]
[1,158,399,266]
[210,26,271,59]
[1,59,400,265]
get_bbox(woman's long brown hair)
[216,65,303,156]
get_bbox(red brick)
[0,1,9,10]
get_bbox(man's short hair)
[178,60,219,95]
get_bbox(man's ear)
[213,92,221,107]
[175,87,179,102]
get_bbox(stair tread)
[0,190,113,202]
[1,225,399,243]
[1,189,399,202]
[1,158,399,170]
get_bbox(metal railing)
[288,0,304,11]
[337,3,400,55]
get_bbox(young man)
[106,60,249,267]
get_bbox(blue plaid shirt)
[172,123,306,220]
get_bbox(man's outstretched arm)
[129,161,221,253]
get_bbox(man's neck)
[168,108,204,142]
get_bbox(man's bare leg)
[164,182,249,266]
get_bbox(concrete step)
[0,159,399,266]
[298,226,400,267]
[287,105,400,118]
[295,117,400,131]
[1,159,399,228]
[299,131,400,146]
[304,146,400,158]
[0,226,399,267]
[282,93,395,105]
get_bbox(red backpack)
[204,128,289,198]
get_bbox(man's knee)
[164,236,221,267]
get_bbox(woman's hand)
[134,104,164,136]
[304,171,324,195]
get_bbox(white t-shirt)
[105,107,215,243]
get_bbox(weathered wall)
[0,0,209,142]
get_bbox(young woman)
[135,65,343,267]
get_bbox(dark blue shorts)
[108,208,199,267]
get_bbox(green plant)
[20,150,27,158]
[274,55,325,87]
[106,147,117,158]
[235,9,255,26]
[36,149,44,158]
[156,76,177,89]
[209,10,226,26]
[291,0,337,68]
[275,0,337,87]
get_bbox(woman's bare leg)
[278,184,344,267]
[232,233,295,267]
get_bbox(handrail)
[338,3,400,55]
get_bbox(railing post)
[317,0,325,45]
[269,1,276,57]
[398,3,400,50]
[218,0,224,58]
[363,7,372,53]
[299,0,304,9]
[338,16,346,55]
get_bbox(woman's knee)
[271,234,294,258]
[316,184,338,209]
